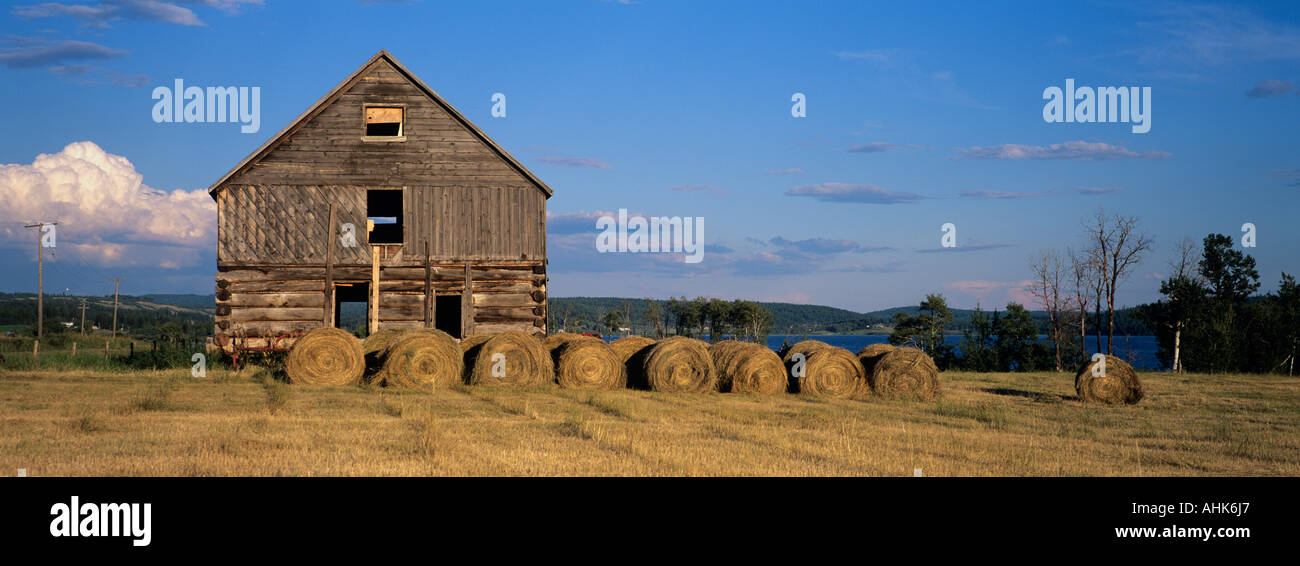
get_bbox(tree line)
[549,296,774,343]
[1139,235,1298,374]
[892,209,1298,375]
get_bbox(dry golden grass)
[1,366,1297,476]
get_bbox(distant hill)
[141,294,216,312]
[549,296,1151,335]
[0,291,1152,338]
[0,292,213,338]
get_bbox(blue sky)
[1,0,1297,312]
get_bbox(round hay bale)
[710,340,785,396]
[638,336,717,393]
[1075,354,1143,404]
[459,333,493,353]
[870,347,941,400]
[413,327,458,342]
[554,339,626,390]
[856,343,896,377]
[544,333,601,356]
[791,346,865,399]
[378,331,462,390]
[780,339,832,365]
[286,327,364,386]
[362,328,408,381]
[467,331,553,387]
[609,335,656,363]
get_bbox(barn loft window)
[367,189,403,244]
[364,106,403,138]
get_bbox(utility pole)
[79,298,88,336]
[24,222,57,339]
[109,277,123,340]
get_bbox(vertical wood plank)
[324,202,336,326]
[462,262,473,337]
[423,240,432,328]
[370,245,380,335]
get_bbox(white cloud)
[0,141,214,268]
[786,182,927,204]
[957,141,1171,160]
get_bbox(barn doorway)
[334,282,370,336]
[435,293,462,338]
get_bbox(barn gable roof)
[206,50,553,199]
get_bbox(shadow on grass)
[982,387,1075,403]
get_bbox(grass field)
[1,367,1297,476]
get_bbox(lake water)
[762,334,1164,370]
[600,333,1165,370]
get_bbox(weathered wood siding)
[213,262,546,348]
[216,184,545,263]
[222,59,537,191]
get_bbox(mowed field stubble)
[1,367,1297,476]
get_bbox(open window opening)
[435,293,462,339]
[364,106,403,137]
[334,282,370,336]
[367,189,403,244]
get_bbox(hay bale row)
[286,327,365,385]
[1075,354,1143,404]
[782,340,865,399]
[709,340,785,395]
[287,329,950,403]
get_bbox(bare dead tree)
[558,303,573,333]
[1029,249,1068,371]
[1067,247,1093,363]
[1085,209,1153,354]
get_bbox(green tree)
[704,299,733,343]
[1190,234,1260,372]
[1139,237,1207,372]
[673,296,701,338]
[1278,273,1300,375]
[642,298,664,338]
[994,302,1039,371]
[727,300,773,343]
[889,293,954,367]
[958,302,997,372]
[1200,233,1260,305]
[691,297,708,337]
[602,310,625,335]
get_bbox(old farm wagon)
[209,50,551,355]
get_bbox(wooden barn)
[209,50,551,354]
